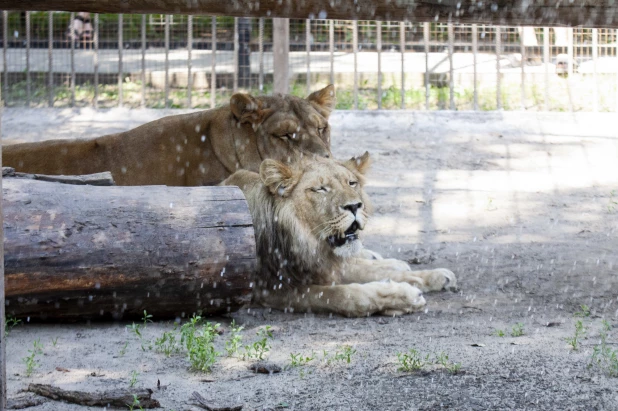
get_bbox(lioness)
[222,153,457,317]
[3,86,335,186]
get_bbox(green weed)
[511,322,525,337]
[180,315,221,372]
[434,351,462,374]
[129,370,139,388]
[242,326,273,361]
[574,304,591,318]
[22,339,44,377]
[589,321,618,377]
[289,352,315,368]
[154,330,180,357]
[119,342,129,357]
[494,329,506,337]
[396,349,429,372]
[4,315,22,336]
[224,320,244,357]
[566,320,587,350]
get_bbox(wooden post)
[273,18,289,94]
[0,64,5,411]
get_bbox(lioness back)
[3,86,336,186]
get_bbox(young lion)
[222,153,457,317]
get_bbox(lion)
[2,86,335,186]
[221,153,457,317]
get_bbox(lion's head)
[229,85,335,165]
[259,152,372,264]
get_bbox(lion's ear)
[342,151,371,175]
[259,160,299,197]
[307,85,336,119]
[230,93,273,127]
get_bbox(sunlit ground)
[3,109,617,409]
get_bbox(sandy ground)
[2,109,618,410]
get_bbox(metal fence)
[2,11,618,111]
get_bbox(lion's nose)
[343,202,363,216]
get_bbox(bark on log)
[1,0,617,28]
[27,384,160,408]
[3,179,255,321]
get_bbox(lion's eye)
[312,186,328,193]
[317,127,326,134]
[349,181,358,187]
[278,133,296,140]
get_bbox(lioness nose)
[343,202,363,215]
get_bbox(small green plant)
[180,315,221,372]
[224,320,244,357]
[397,349,429,372]
[511,322,525,337]
[494,329,505,337]
[289,352,315,368]
[129,370,139,388]
[575,304,591,318]
[4,315,22,336]
[141,310,153,327]
[51,337,59,347]
[434,351,462,374]
[128,394,144,411]
[155,330,180,357]
[22,339,44,377]
[242,326,273,361]
[127,322,142,339]
[566,320,587,350]
[119,341,129,357]
[589,321,618,377]
[332,345,356,364]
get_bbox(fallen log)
[3,178,256,321]
[27,384,160,408]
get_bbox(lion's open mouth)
[327,221,360,248]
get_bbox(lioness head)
[259,152,372,259]
[230,85,335,163]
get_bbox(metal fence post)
[25,11,30,107]
[520,26,525,110]
[141,14,146,108]
[70,12,76,107]
[94,14,99,109]
[448,23,454,110]
[164,14,169,108]
[211,16,216,108]
[472,24,478,110]
[48,12,53,107]
[424,22,430,110]
[399,21,405,109]
[258,17,264,92]
[306,19,311,93]
[188,15,193,108]
[329,20,334,86]
[592,28,598,112]
[543,27,549,111]
[2,11,7,106]
[0,52,6,411]
[238,17,251,89]
[496,26,502,110]
[377,21,382,109]
[233,17,239,92]
[118,14,123,107]
[353,20,358,109]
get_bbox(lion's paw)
[423,268,458,292]
[365,281,426,316]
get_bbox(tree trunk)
[3,178,256,321]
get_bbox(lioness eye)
[279,133,295,140]
[318,127,326,134]
[312,186,328,193]
[349,181,358,187]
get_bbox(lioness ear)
[259,159,299,197]
[230,93,273,128]
[342,151,371,175]
[307,84,336,119]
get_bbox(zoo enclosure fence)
[2,11,618,112]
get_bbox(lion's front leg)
[341,258,457,293]
[258,282,426,317]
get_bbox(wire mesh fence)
[1,12,617,111]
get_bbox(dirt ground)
[2,108,618,410]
